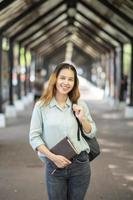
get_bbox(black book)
[50,137,78,160]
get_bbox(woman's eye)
[69,79,74,81]
[59,76,74,81]
[60,77,65,80]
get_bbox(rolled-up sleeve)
[79,100,97,138]
[29,103,45,150]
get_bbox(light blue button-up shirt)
[29,97,97,160]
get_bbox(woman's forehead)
[58,68,75,76]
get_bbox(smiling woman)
[29,62,97,200]
[40,62,80,105]
[56,68,75,97]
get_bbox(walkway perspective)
[0,82,133,200]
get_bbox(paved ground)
[0,98,133,200]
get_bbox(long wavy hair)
[40,62,80,105]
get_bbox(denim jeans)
[44,151,91,200]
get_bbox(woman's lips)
[62,86,70,90]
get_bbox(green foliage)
[2,38,9,50]
[123,43,131,75]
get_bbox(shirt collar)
[49,97,71,108]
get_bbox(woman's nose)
[64,79,69,84]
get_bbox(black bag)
[74,113,100,162]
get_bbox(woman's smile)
[56,68,75,95]
[61,85,70,90]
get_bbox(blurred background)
[0,0,133,200]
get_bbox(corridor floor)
[0,99,133,200]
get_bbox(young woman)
[29,62,97,200]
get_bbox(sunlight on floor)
[101,113,122,119]
[126,121,133,127]
[124,175,133,181]
[108,165,133,194]
[101,148,113,153]
[108,164,118,169]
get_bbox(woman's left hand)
[73,104,86,123]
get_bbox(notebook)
[50,137,78,160]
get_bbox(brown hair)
[40,62,80,105]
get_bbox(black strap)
[72,109,84,141]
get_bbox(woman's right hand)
[52,154,71,168]
[37,145,72,168]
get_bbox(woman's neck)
[55,93,68,104]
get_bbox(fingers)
[73,104,80,111]
[73,104,84,116]
[60,156,71,165]
[63,157,71,165]
[53,155,71,168]
[73,104,81,114]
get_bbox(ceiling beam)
[28,25,68,50]
[75,19,115,49]
[71,34,100,57]
[97,0,133,25]
[31,28,69,51]
[0,0,47,34]
[76,32,106,54]
[10,0,65,40]
[39,42,66,57]
[37,33,69,55]
[71,39,98,59]
[78,10,122,44]
[0,0,16,11]
[39,37,68,56]
[73,43,92,59]
[21,18,67,47]
[19,10,67,43]
[80,0,133,40]
[76,25,111,52]
[44,44,66,59]
[36,34,68,55]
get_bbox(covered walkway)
[0,0,133,127]
[0,1,133,199]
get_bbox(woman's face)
[56,68,75,95]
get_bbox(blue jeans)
[45,151,91,200]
